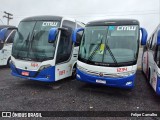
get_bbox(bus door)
[55,20,76,81]
[149,32,159,90]
[143,38,152,75]
[150,44,160,91]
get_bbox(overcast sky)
[0,0,159,35]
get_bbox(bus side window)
[6,30,16,44]
[152,31,159,59]
[56,20,75,64]
[143,39,150,52]
[150,34,154,49]
[146,38,151,49]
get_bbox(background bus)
[9,15,84,82]
[0,25,17,66]
[142,25,160,95]
[72,19,147,89]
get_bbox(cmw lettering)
[117,26,136,31]
[42,22,58,26]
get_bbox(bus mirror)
[140,28,148,45]
[48,28,58,43]
[72,28,84,43]
[157,30,160,45]
[0,28,8,42]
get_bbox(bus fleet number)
[117,68,128,72]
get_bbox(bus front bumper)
[76,69,136,89]
[10,63,55,82]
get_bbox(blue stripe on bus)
[10,63,55,82]
[76,68,135,89]
[156,76,160,95]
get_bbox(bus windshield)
[12,21,60,61]
[79,25,139,65]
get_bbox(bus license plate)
[21,71,29,76]
[96,80,106,84]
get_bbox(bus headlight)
[126,81,133,86]
[117,70,136,77]
[77,74,81,79]
[39,64,51,71]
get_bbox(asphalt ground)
[0,48,160,120]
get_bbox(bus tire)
[71,65,76,79]
[7,57,11,67]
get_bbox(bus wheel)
[71,66,76,79]
[7,58,11,67]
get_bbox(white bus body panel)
[11,56,55,71]
[0,29,16,66]
[0,43,12,66]
[77,61,137,74]
[143,50,159,92]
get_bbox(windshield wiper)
[104,43,118,65]
[102,27,118,66]
[87,38,103,62]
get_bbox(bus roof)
[86,19,139,27]
[21,15,63,22]
[0,25,16,29]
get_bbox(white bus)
[142,25,160,95]
[0,25,17,66]
[72,19,147,89]
[9,16,84,82]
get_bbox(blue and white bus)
[72,19,147,89]
[0,25,17,66]
[9,15,84,82]
[142,25,160,95]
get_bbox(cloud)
[0,0,159,35]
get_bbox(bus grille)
[77,65,135,78]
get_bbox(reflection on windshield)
[79,25,139,64]
[12,21,60,61]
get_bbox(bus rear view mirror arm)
[72,28,84,43]
[58,27,68,31]
[0,28,8,42]
[48,27,68,43]
[140,28,148,45]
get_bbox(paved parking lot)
[0,68,160,119]
[0,48,160,119]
